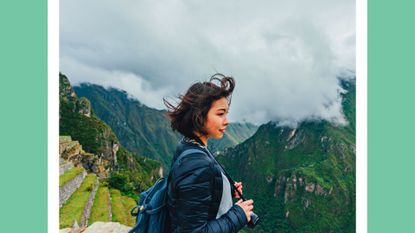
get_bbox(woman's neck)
[192,132,208,146]
[198,136,208,146]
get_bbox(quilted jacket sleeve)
[171,152,247,233]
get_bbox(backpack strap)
[180,147,224,220]
[170,148,203,171]
[203,150,237,195]
[209,160,223,220]
[169,147,223,220]
[167,148,205,184]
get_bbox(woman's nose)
[224,117,228,126]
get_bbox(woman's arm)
[171,152,247,233]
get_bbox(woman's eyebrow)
[217,108,228,112]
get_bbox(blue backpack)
[128,149,201,233]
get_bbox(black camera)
[247,211,260,228]
[206,151,260,228]
[234,189,259,228]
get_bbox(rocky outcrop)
[60,74,119,175]
[59,136,113,178]
[274,173,332,205]
[83,222,131,233]
[59,170,87,207]
[80,152,109,179]
[60,74,77,103]
[77,97,91,117]
[284,129,305,150]
[60,139,82,160]
[305,182,315,192]
[59,229,71,233]
[60,161,74,176]
[112,143,119,166]
[60,136,72,144]
[60,222,132,233]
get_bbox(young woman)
[163,74,254,232]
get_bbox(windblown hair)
[163,73,235,139]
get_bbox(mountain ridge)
[217,77,356,233]
[73,83,258,171]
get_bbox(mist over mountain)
[59,73,163,230]
[61,71,355,232]
[73,83,258,171]
[217,77,356,233]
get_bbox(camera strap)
[204,149,246,201]
[182,137,246,200]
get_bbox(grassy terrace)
[89,186,111,225]
[121,196,137,227]
[60,174,97,228]
[110,189,136,227]
[59,167,84,187]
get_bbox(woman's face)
[204,97,229,139]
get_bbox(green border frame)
[368,0,415,232]
[3,0,415,231]
[0,0,47,232]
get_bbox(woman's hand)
[234,181,243,198]
[235,199,254,222]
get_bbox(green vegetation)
[59,167,84,187]
[110,147,161,199]
[110,189,134,226]
[60,73,356,232]
[59,174,97,228]
[59,74,164,229]
[60,73,118,163]
[73,83,258,172]
[217,78,356,233]
[60,98,118,157]
[73,83,179,170]
[209,122,259,152]
[121,196,137,227]
[88,185,111,225]
[60,73,162,199]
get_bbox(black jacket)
[167,140,247,232]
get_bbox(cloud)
[60,0,355,125]
[61,56,171,109]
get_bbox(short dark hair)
[163,73,235,139]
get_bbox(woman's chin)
[215,133,224,139]
[209,132,224,140]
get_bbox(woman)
[163,74,254,232]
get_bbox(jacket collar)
[180,136,207,149]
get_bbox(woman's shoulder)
[171,144,217,180]
[175,145,212,167]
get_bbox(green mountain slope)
[73,83,258,171]
[60,73,161,196]
[209,122,259,154]
[73,83,181,171]
[217,78,356,233]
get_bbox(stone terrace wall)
[59,170,87,207]
[81,177,99,226]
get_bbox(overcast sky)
[60,0,355,126]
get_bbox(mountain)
[209,122,259,154]
[72,83,181,171]
[73,83,258,171]
[217,78,356,233]
[59,73,166,230]
[60,73,162,195]
[60,74,118,174]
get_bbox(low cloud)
[62,56,171,109]
[60,0,355,125]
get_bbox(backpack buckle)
[130,205,146,217]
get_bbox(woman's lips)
[219,129,226,133]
